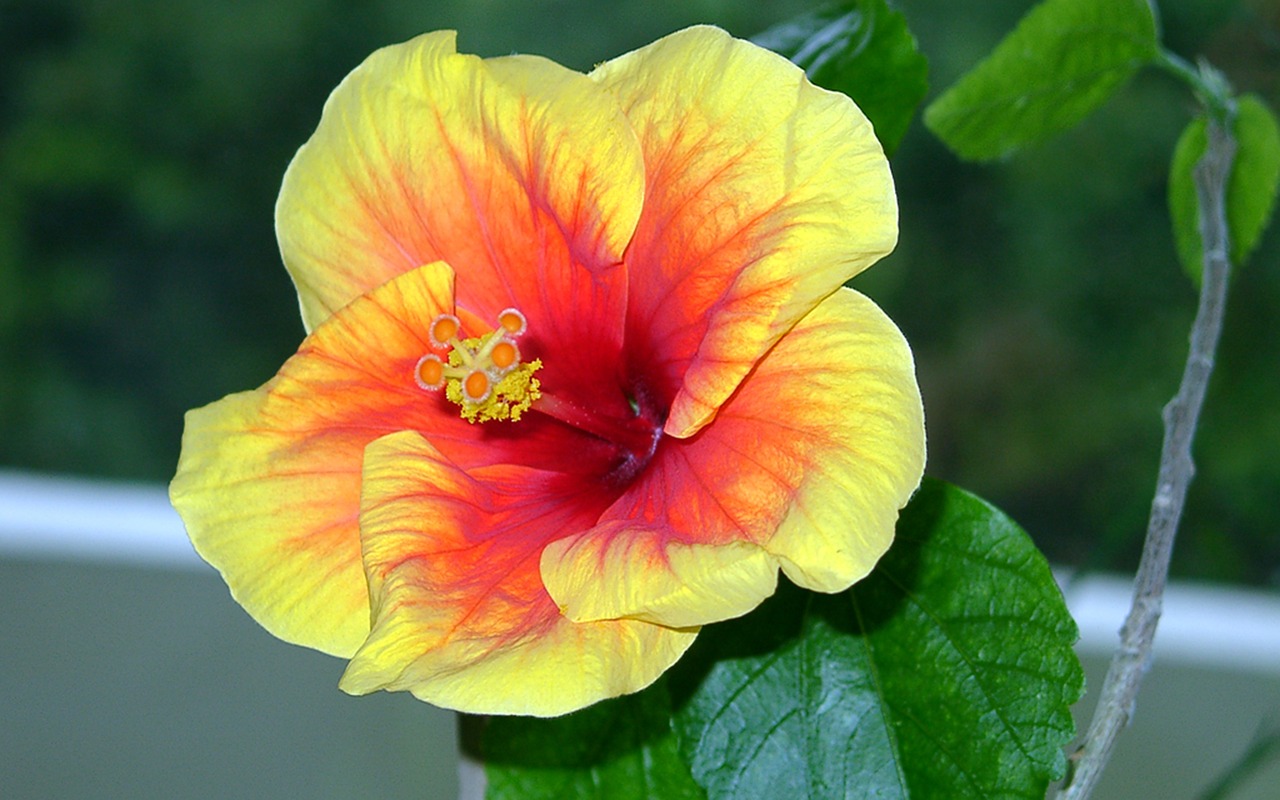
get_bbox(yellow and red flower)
[170,26,925,716]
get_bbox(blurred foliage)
[1,0,1277,587]
[1169,94,1280,282]
[924,0,1159,161]
[753,0,929,156]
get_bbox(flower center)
[414,308,542,423]
[532,384,664,486]
[413,307,663,483]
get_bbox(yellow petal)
[759,289,926,591]
[542,524,779,629]
[591,26,897,437]
[541,288,924,628]
[277,30,643,334]
[169,262,456,657]
[340,430,696,716]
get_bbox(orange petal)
[541,288,925,629]
[170,262,457,657]
[340,430,696,716]
[591,26,898,437]
[275,32,643,414]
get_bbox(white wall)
[2,471,1278,799]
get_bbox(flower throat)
[414,307,664,483]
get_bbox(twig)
[1056,120,1237,799]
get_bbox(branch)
[1056,120,1237,799]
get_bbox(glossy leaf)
[754,0,928,156]
[670,478,1084,799]
[482,681,705,799]
[1169,95,1280,283]
[924,0,1158,160]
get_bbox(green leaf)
[754,0,928,156]
[481,681,705,800]
[1171,114,1214,282]
[1169,95,1280,283]
[670,478,1084,799]
[924,0,1158,160]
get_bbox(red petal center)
[532,382,665,486]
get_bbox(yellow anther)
[490,340,519,372]
[444,352,542,424]
[497,308,527,336]
[463,370,491,402]
[414,307,541,423]
[429,314,461,348]
[414,354,446,390]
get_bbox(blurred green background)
[1,0,1277,588]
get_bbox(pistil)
[414,308,541,423]
[413,307,665,476]
[532,390,663,478]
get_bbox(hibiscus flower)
[170,26,925,716]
